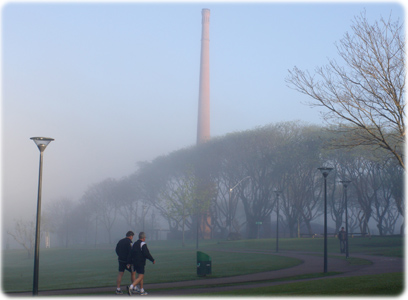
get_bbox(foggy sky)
[1,0,404,227]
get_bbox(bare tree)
[44,198,76,247]
[7,218,36,258]
[287,11,405,169]
[160,169,199,247]
[116,176,142,231]
[273,123,326,237]
[80,178,119,244]
[372,160,402,235]
[347,199,362,234]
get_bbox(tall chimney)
[197,8,210,144]
[196,9,212,240]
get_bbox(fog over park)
[2,0,404,248]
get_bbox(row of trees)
[20,122,400,251]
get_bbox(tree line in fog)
[8,121,403,257]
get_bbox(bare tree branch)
[286,11,405,169]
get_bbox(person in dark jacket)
[127,232,155,296]
[115,231,136,294]
[338,227,347,253]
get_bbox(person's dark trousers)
[340,240,346,253]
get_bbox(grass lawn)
[211,235,403,257]
[197,272,404,296]
[2,242,301,293]
[2,236,403,294]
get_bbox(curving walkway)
[148,250,403,296]
[8,250,403,296]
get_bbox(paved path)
[9,250,403,297]
[150,250,402,296]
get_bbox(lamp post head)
[30,137,54,152]
[230,176,251,192]
[340,180,352,188]
[318,167,333,178]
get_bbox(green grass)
[197,272,404,296]
[2,243,301,293]
[212,236,403,257]
[2,236,403,294]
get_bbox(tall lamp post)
[31,137,54,296]
[142,204,147,231]
[274,190,282,253]
[228,188,232,234]
[228,176,250,234]
[340,180,351,258]
[318,167,333,273]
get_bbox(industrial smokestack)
[196,9,212,241]
[197,8,210,144]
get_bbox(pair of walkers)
[115,231,155,295]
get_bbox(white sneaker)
[140,290,148,295]
[132,287,140,294]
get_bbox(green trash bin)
[197,251,211,276]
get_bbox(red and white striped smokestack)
[197,8,210,145]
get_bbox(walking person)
[127,232,155,296]
[115,231,137,295]
[338,227,347,254]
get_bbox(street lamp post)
[228,188,232,234]
[196,208,199,250]
[228,176,250,235]
[318,167,333,273]
[31,137,54,296]
[142,204,147,231]
[274,191,282,253]
[340,180,351,258]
